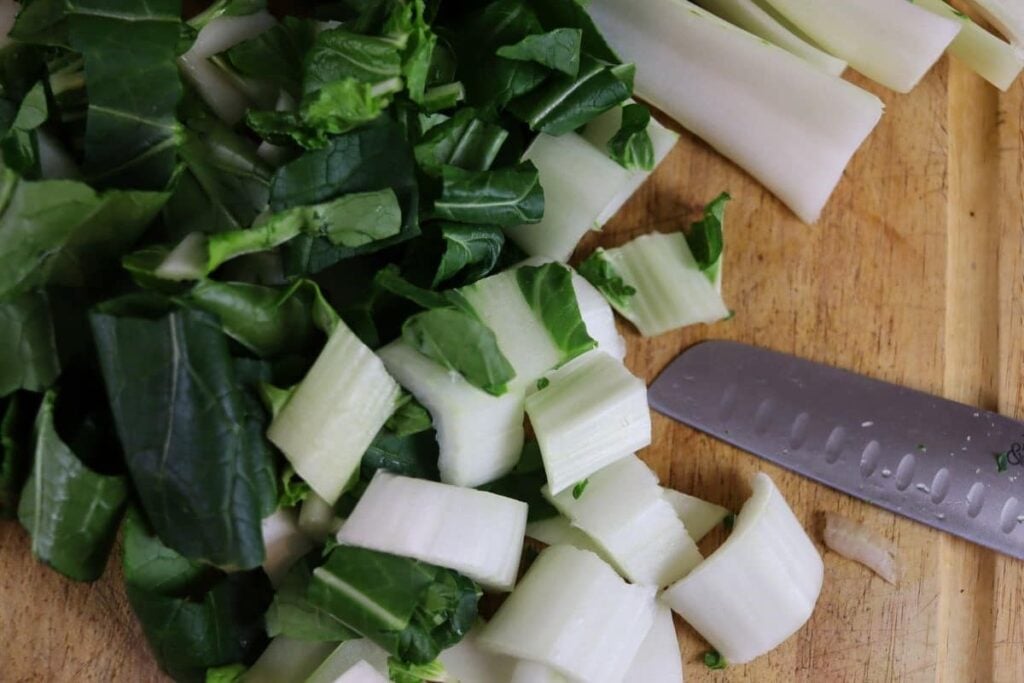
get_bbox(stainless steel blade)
[649,340,1024,560]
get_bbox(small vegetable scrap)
[823,512,900,585]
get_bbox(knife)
[649,340,1024,560]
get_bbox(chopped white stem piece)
[571,266,627,362]
[758,0,960,92]
[261,508,314,587]
[525,351,650,495]
[823,512,899,584]
[917,0,1024,90]
[588,0,883,223]
[241,637,336,683]
[298,492,344,542]
[334,660,389,683]
[267,321,401,504]
[306,640,390,683]
[336,471,528,591]
[594,232,730,336]
[459,270,563,390]
[662,488,731,542]
[378,340,525,487]
[662,473,823,664]
[509,661,568,683]
[505,111,677,262]
[695,0,847,76]
[439,627,517,683]
[544,455,702,586]
[189,12,278,59]
[478,546,657,683]
[526,516,606,558]
[623,605,683,683]
[964,0,1024,49]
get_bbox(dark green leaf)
[1,393,36,518]
[687,192,730,274]
[385,394,433,437]
[270,121,421,275]
[723,512,736,531]
[18,390,128,581]
[578,248,636,309]
[508,56,630,135]
[433,161,543,227]
[414,109,509,175]
[375,265,451,309]
[0,170,169,300]
[526,0,621,64]
[67,0,183,190]
[402,307,516,396]
[497,28,582,77]
[703,649,727,670]
[1,81,48,177]
[607,103,654,171]
[123,511,273,683]
[363,428,440,480]
[516,263,596,362]
[9,0,70,47]
[434,223,505,286]
[266,553,358,641]
[91,305,276,570]
[481,442,557,522]
[222,17,316,94]
[205,664,247,683]
[309,545,480,664]
[0,290,60,396]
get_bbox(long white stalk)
[588,0,883,223]
[336,471,528,591]
[661,473,823,664]
[758,0,961,92]
[963,0,1024,49]
[917,0,1024,90]
[695,0,847,76]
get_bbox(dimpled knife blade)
[649,340,1024,560]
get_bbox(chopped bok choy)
[260,508,314,587]
[662,488,731,542]
[695,0,848,76]
[963,0,1024,49]
[543,455,702,586]
[581,231,729,336]
[757,0,961,92]
[623,604,683,683]
[336,471,528,591]
[525,351,651,495]
[478,545,657,683]
[377,340,525,487]
[267,320,401,504]
[526,516,607,559]
[439,627,517,682]
[509,661,569,683]
[305,640,390,683]
[241,637,337,683]
[505,106,678,261]
[331,660,389,683]
[298,493,343,542]
[916,0,1024,90]
[661,473,823,664]
[588,0,883,222]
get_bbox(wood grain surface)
[2,12,1024,683]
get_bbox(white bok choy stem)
[587,0,883,223]
[305,640,390,683]
[267,320,401,505]
[260,508,314,587]
[509,661,568,683]
[661,473,823,664]
[623,604,683,683]
[525,350,651,495]
[478,545,657,683]
[662,488,731,542]
[543,455,702,586]
[439,627,517,683]
[298,492,344,542]
[336,471,528,591]
[757,0,961,92]
[526,516,607,559]
[377,340,525,488]
[694,0,847,76]
[963,0,1024,49]
[332,661,389,683]
[242,637,337,683]
[917,0,1024,90]
[505,107,678,262]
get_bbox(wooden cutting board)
[2,35,1023,683]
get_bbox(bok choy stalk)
[267,319,401,504]
[478,545,657,683]
[662,488,731,542]
[543,455,702,586]
[509,661,568,683]
[336,471,528,591]
[525,350,651,495]
[757,0,961,92]
[438,628,517,683]
[695,0,847,76]
[241,637,337,683]
[526,515,608,559]
[580,230,729,337]
[260,507,313,587]
[661,473,824,664]
[305,640,391,683]
[377,339,526,488]
[622,604,683,683]
[504,105,678,262]
[587,0,883,223]
[963,0,1024,49]
[331,660,389,683]
[916,0,1024,90]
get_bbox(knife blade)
[649,340,1024,560]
